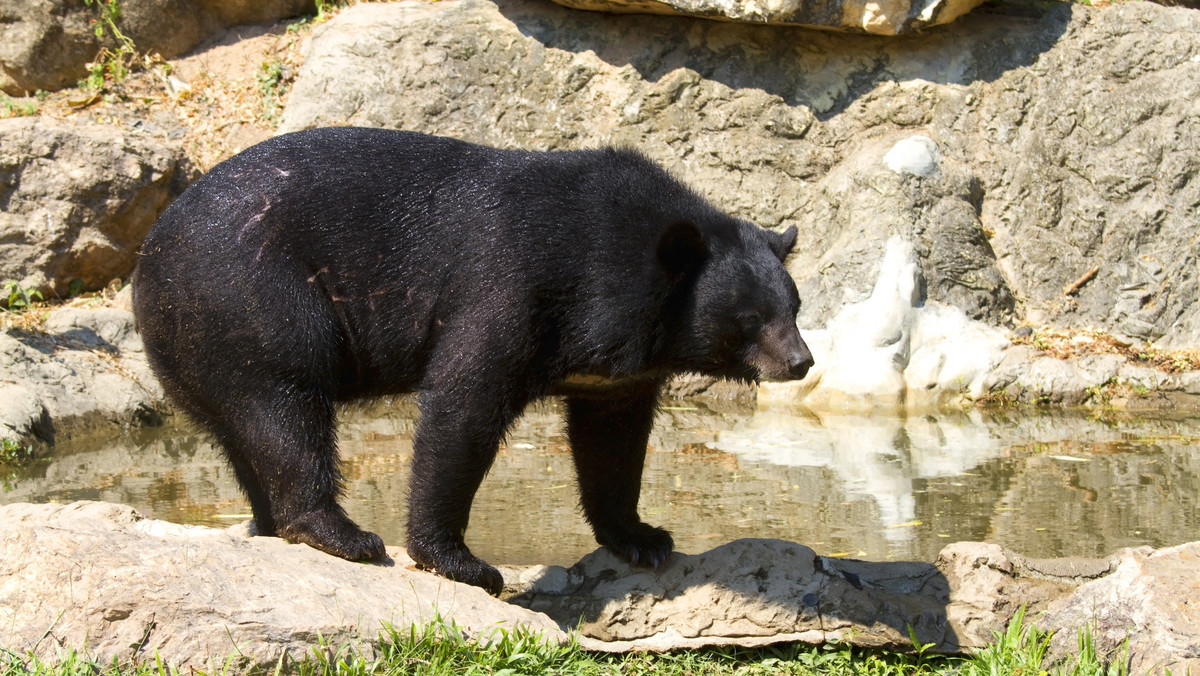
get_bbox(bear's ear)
[768,225,798,262]
[657,221,708,281]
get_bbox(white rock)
[883,135,942,179]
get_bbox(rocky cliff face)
[281,0,1200,347]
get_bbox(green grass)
[0,611,1132,676]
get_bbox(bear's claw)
[407,541,505,596]
[597,522,675,569]
[278,510,387,562]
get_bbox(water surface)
[4,400,1199,565]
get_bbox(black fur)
[133,128,813,595]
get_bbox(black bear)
[133,127,813,595]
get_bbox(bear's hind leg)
[566,383,674,568]
[223,385,385,561]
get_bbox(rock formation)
[3,501,1198,672]
[0,501,563,672]
[281,0,1200,348]
[0,291,166,445]
[544,0,987,35]
[0,118,195,297]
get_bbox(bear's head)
[658,220,814,383]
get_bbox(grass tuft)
[0,611,1140,676]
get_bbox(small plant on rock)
[0,93,38,118]
[2,280,43,312]
[80,0,139,92]
[0,439,35,467]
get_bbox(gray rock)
[543,0,987,34]
[281,0,1200,346]
[1038,543,1200,675]
[0,0,315,95]
[0,118,194,297]
[0,383,49,442]
[507,538,1097,653]
[0,501,564,672]
[0,306,164,444]
[4,500,1196,669]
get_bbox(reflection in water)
[4,400,1199,566]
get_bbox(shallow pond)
[4,400,1200,565]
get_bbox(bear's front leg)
[566,382,674,568]
[406,389,523,596]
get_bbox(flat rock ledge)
[3,502,1197,673]
[545,0,987,34]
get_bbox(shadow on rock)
[493,0,1072,118]
[505,538,968,652]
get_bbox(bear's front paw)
[596,522,674,569]
[407,541,504,596]
[278,510,387,562]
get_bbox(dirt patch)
[7,12,318,171]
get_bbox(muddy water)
[4,400,1200,565]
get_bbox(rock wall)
[281,0,1200,347]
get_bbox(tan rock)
[507,538,1079,653]
[0,501,564,672]
[1038,543,1200,675]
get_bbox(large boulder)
[280,0,1200,348]
[0,118,194,298]
[1038,543,1200,675]
[544,0,987,34]
[0,0,316,95]
[0,501,563,672]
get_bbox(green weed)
[256,60,290,122]
[80,0,139,92]
[0,612,1144,676]
[0,439,35,467]
[2,280,43,312]
[0,94,38,118]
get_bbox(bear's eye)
[740,312,763,333]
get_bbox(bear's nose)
[787,350,815,379]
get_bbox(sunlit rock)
[542,0,987,34]
[0,501,564,672]
[0,301,165,445]
[1038,542,1200,675]
[0,118,195,297]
